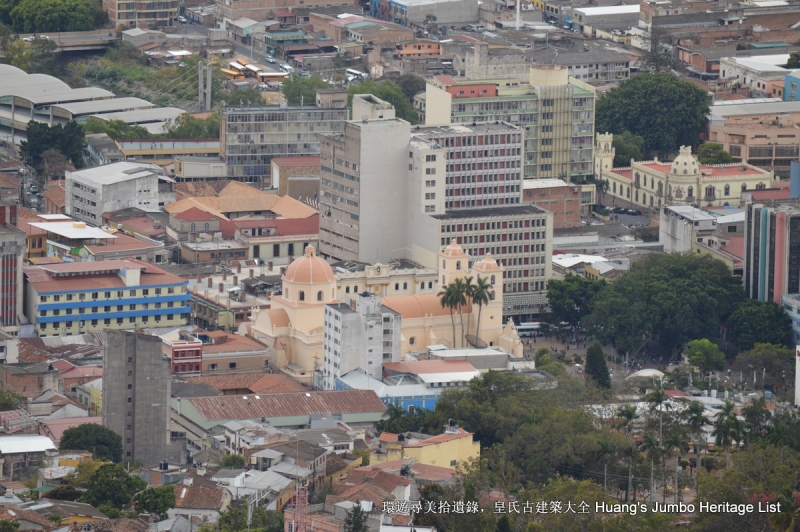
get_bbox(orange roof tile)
[172,484,226,510]
[382,293,472,319]
[43,187,66,208]
[378,432,399,443]
[403,428,473,448]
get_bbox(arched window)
[489,291,495,301]
[724,185,730,196]
[705,186,714,198]
[651,177,655,188]
[635,191,639,202]
[688,186,694,198]
[204,223,210,231]
[683,170,688,175]
[613,182,617,193]
[634,172,640,185]
[491,275,496,284]
[299,291,305,301]
[331,288,335,299]
[285,289,289,299]
[190,223,196,232]
[742,183,748,192]
[442,260,446,268]
[456,261,461,270]
[627,187,630,198]
[642,193,646,204]
[317,291,323,301]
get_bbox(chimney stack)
[237,263,242,274]
[219,283,224,293]
[249,269,254,278]
[233,275,238,286]
[222,272,227,281]
[207,277,212,288]
[196,274,201,282]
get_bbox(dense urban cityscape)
[0,0,797,530]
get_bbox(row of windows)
[39,286,182,303]
[38,314,185,330]
[40,301,180,316]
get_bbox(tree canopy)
[8,0,97,33]
[786,51,800,69]
[0,389,24,411]
[21,121,85,169]
[216,506,283,532]
[80,463,147,509]
[685,338,725,373]
[732,343,794,391]
[394,73,426,101]
[281,73,331,105]
[343,505,369,532]
[727,299,792,351]
[133,486,176,519]
[347,80,418,124]
[219,453,245,469]
[163,113,220,139]
[584,253,745,354]
[546,274,606,326]
[60,424,122,463]
[83,118,153,140]
[585,341,611,389]
[611,130,645,167]
[697,142,733,164]
[595,73,710,156]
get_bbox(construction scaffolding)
[0,409,38,434]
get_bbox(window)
[450,460,457,467]
[425,168,436,174]
[425,205,435,212]
[317,290,323,301]
[299,291,305,301]
[425,180,436,187]
[426,154,436,162]
[425,193,436,200]
[409,337,416,345]
[190,223,196,232]
[204,223,210,231]
[229,362,237,369]
[210,364,218,371]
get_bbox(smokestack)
[237,263,242,274]
[219,283,224,293]
[207,278,212,288]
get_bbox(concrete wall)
[103,330,182,467]
[423,85,452,126]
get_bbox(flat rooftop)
[412,122,520,136]
[709,100,800,117]
[432,203,547,219]
[68,162,162,186]
[523,178,569,189]
[29,222,117,241]
[91,107,185,125]
[572,4,639,15]
[54,97,154,117]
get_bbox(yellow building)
[89,383,103,416]
[243,242,521,385]
[371,427,480,469]
[595,133,775,211]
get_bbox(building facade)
[744,199,800,304]
[0,204,26,335]
[659,205,718,253]
[103,0,178,29]
[220,106,348,189]
[596,133,776,211]
[102,330,183,467]
[25,259,190,337]
[422,66,596,181]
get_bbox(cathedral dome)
[473,253,501,272]
[283,246,335,284]
[441,238,467,258]
[670,146,700,177]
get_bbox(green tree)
[281,73,330,105]
[697,142,733,164]
[451,277,468,347]
[347,80,418,124]
[546,274,606,326]
[343,505,369,532]
[785,51,800,69]
[0,388,24,411]
[770,487,800,532]
[60,424,122,463]
[132,486,176,519]
[596,73,710,156]
[47,515,62,526]
[728,300,793,351]
[616,404,639,435]
[10,0,96,33]
[394,72,426,101]
[631,226,659,242]
[438,282,460,348]
[45,484,82,501]
[80,463,147,509]
[683,400,708,465]
[685,339,725,373]
[219,453,245,469]
[585,341,611,389]
[472,275,492,341]
[642,27,675,73]
[0,520,19,532]
[21,120,85,169]
[495,515,511,532]
[585,253,746,355]
[83,118,152,140]
[221,86,265,106]
[96,505,121,519]
[164,113,220,139]
[611,130,645,167]
[732,343,794,391]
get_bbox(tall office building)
[0,204,25,335]
[103,330,183,466]
[220,105,348,189]
[420,66,596,181]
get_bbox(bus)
[221,68,246,80]
[516,322,542,337]
[256,71,290,83]
[345,68,370,80]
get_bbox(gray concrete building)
[103,330,184,467]
[0,204,26,336]
[66,162,174,224]
[320,293,402,390]
[220,105,348,190]
[389,0,480,27]
[527,49,631,84]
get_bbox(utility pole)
[627,463,632,502]
[650,460,654,509]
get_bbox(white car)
[177,15,187,22]
[22,37,33,42]
[265,55,276,63]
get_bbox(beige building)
[242,241,521,385]
[595,133,775,211]
[104,0,177,29]
[707,100,800,174]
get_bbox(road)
[176,22,281,69]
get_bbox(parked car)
[280,64,293,73]
[22,37,33,42]
[178,15,187,22]
[265,55,276,63]
[297,70,309,77]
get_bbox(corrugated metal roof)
[188,390,387,421]
[0,435,57,454]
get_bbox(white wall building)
[659,205,717,253]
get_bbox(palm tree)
[463,276,476,340]
[438,283,458,347]
[713,400,735,424]
[595,178,609,204]
[596,437,616,492]
[646,388,668,445]
[472,276,491,341]
[664,430,687,502]
[380,403,406,433]
[683,401,708,473]
[450,277,468,347]
[770,487,800,532]
[640,433,663,465]
[616,404,639,436]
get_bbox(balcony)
[704,194,716,201]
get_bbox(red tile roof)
[201,332,270,355]
[378,432,399,443]
[172,483,226,510]
[187,390,387,422]
[40,417,102,444]
[271,156,320,167]
[0,172,20,189]
[42,187,66,208]
[403,428,473,448]
[326,482,394,506]
[60,365,103,380]
[25,259,186,293]
[0,507,58,530]
[117,216,166,236]
[181,373,305,393]
[343,469,411,493]
[746,189,790,200]
[174,206,220,221]
[232,217,319,236]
